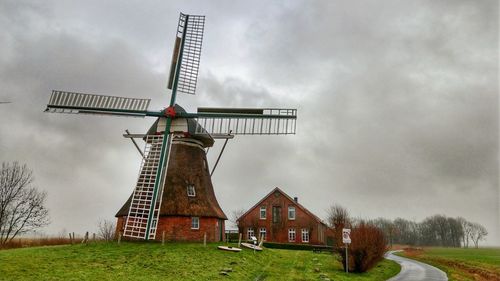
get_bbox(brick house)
[237,187,330,245]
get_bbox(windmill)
[44,13,297,241]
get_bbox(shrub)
[262,242,319,251]
[337,223,388,273]
[1,236,72,250]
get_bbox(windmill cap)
[145,104,214,147]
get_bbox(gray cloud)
[0,0,498,245]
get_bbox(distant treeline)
[326,205,488,248]
[366,215,487,248]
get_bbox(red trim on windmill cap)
[165,106,176,117]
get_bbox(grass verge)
[0,242,399,281]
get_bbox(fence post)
[238,233,242,247]
[82,231,89,245]
[203,232,207,247]
[118,231,122,244]
[92,233,96,242]
[162,231,165,246]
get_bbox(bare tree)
[0,162,49,246]
[469,222,488,248]
[327,203,350,229]
[230,208,247,228]
[97,219,116,241]
[371,218,397,247]
[326,203,350,248]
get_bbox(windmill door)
[218,219,224,242]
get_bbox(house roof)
[237,187,326,225]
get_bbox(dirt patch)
[402,247,424,258]
[390,244,409,251]
[401,248,499,281]
[427,258,500,281]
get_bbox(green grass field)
[399,247,500,281]
[0,242,399,281]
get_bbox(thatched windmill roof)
[116,111,226,220]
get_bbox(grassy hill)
[399,247,500,281]
[0,242,399,281]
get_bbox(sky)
[0,0,498,245]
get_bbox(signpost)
[342,228,351,273]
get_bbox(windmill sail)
[45,90,151,117]
[193,108,297,135]
[168,13,205,95]
[123,134,171,240]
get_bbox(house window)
[288,228,296,242]
[191,217,199,229]
[247,228,255,240]
[288,206,296,220]
[272,206,281,223]
[302,229,309,243]
[187,184,196,197]
[260,206,266,219]
[259,227,267,241]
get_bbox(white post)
[238,233,242,247]
[203,232,207,247]
[345,244,348,273]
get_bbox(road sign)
[342,228,351,244]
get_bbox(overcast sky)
[0,0,498,245]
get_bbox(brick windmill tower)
[45,13,297,241]
[115,105,228,241]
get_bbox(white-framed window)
[302,228,309,243]
[191,217,199,229]
[247,228,254,240]
[187,184,196,197]
[259,227,267,241]
[260,206,266,219]
[288,228,296,242]
[288,206,296,220]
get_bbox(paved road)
[385,251,448,281]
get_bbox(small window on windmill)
[191,217,200,229]
[187,184,196,197]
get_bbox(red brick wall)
[116,216,224,242]
[237,191,328,245]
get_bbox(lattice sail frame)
[46,90,150,117]
[172,13,205,95]
[123,135,171,239]
[194,109,297,135]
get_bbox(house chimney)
[293,197,298,203]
